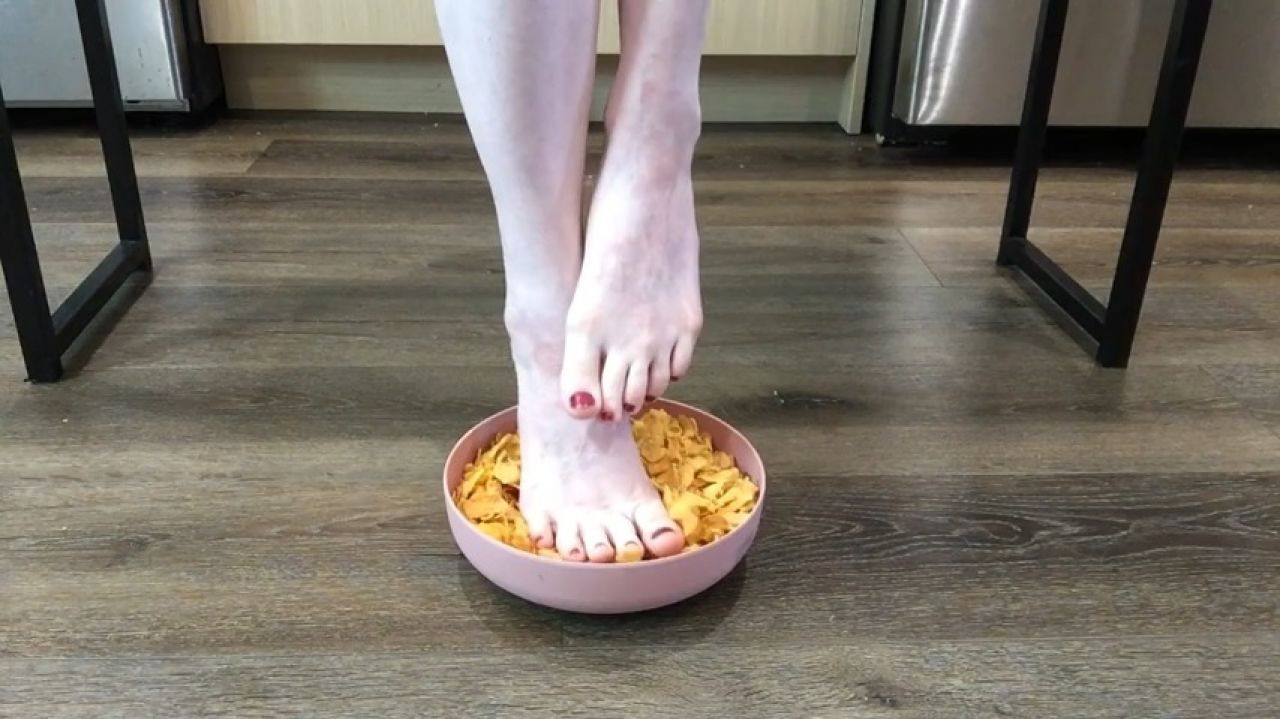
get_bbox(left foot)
[508,308,685,562]
[560,130,703,420]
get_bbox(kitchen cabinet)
[199,0,875,130]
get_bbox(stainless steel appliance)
[868,0,1280,140]
[0,0,220,112]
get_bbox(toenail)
[623,403,636,413]
[599,411,615,422]
[569,548,583,558]
[569,392,595,410]
[651,527,676,538]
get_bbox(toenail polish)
[623,403,636,413]
[599,411,616,422]
[569,392,595,410]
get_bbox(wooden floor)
[3,114,1279,718]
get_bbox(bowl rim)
[443,398,767,571]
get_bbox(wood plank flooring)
[2,113,1279,718]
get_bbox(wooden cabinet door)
[201,0,863,55]
[599,0,861,54]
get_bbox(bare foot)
[508,312,685,562]
[560,134,703,420]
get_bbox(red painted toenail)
[599,411,616,422]
[569,392,595,410]
[623,403,636,413]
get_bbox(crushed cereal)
[452,408,758,560]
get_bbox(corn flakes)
[452,408,758,561]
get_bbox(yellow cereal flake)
[453,408,758,561]
[615,543,645,563]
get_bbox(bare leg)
[561,0,709,420]
[436,0,682,562]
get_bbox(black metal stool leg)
[996,0,1213,367]
[0,83,63,382]
[0,0,153,382]
[76,0,151,266]
[998,0,1107,339]
[49,0,153,351]
[1097,0,1212,367]
[998,0,1069,267]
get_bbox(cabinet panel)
[600,0,862,54]
[200,0,443,45]
[200,0,862,55]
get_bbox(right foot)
[509,311,685,562]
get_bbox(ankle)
[604,90,701,158]
[597,128,698,192]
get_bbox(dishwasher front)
[0,0,221,112]
[868,0,1280,140]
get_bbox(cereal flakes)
[452,408,758,561]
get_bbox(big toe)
[632,498,685,558]
[670,332,697,382]
[560,333,602,419]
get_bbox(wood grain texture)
[239,129,1280,184]
[902,227,1280,365]
[3,114,1280,718]
[1204,364,1280,436]
[12,132,268,178]
[3,637,1278,718]
[200,0,445,46]
[201,0,864,55]
[904,226,1280,288]
[603,0,864,56]
[18,175,1280,230]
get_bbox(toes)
[560,334,602,419]
[632,498,685,558]
[623,361,650,415]
[524,507,555,549]
[671,333,697,382]
[604,512,645,563]
[580,515,615,563]
[647,352,672,402]
[554,514,587,562]
[598,353,629,421]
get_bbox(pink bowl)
[443,399,766,614]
